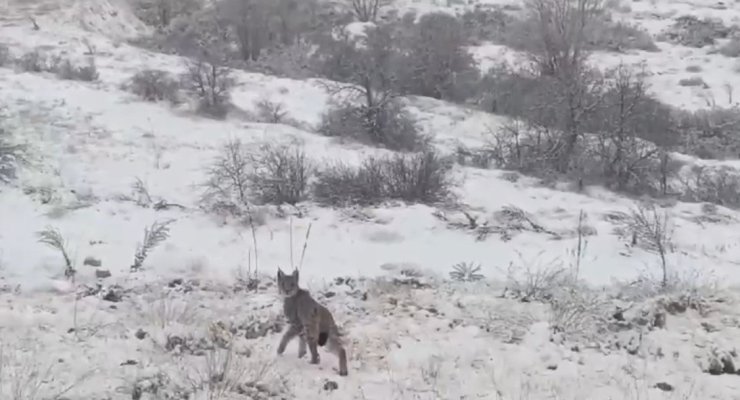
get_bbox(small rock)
[721,355,736,374]
[83,256,102,267]
[323,291,336,298]
[135,329,148,340]
[323,380,338,391]
[121,359,138,366]
[168,278,183,288]
[708,358,724,375]
[546,364,558,370]
[102,287,123,302]
[95,269,112,279]
[654,382,673,392]
[701,322,719,333]
[653,312,666,329]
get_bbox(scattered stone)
[167,278,183,288]
[546,364,558,370]
[135,329,148,340]
[95,269,111,279]
[652,312,666,329]
[102,286,123,302]
[323,291,336,298]
[701,322,719,333]
[121,359,138,366]
[708,358,724,375]
[654,382,673,392]
[722,355,736,374]
[323,380,339,391]
[83,256,102,267]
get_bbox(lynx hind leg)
[303,314,321,364]
[327,334,348,376]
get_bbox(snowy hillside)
[1,0,740,399]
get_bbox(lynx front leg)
[297,332,307,359]
[277,324,301,355]
[327,335,348,376]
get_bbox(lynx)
[276,268,348,376]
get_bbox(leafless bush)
[395,12,481,101]
[319,100,426,151]
[255,99,287,123]
[659,15,731,48]
[503,253,570,302]
[0,126,22,185]
[719,36,740,57]
[0,347,94,400]
[36,226,75,278]
[180,58,234,118]
[313,150,454,206]
[247,143,312,205]
[130,220,174,272]
[658,15,732,48]
[0,44,10,66]
[351,0,388,22]
[17,50,49,72]
[678,165,740,208]
[127,69,180,102]
[627,202,673,289]
[548,286,610,343]
[53,57,99,82]
[133,0,201,29]
[675,107,740,159]
[184,346,274,400]
[201,139,251,212]
[678,76,707,87]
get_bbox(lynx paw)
[310,356,320,365]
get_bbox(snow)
[1,0,740,399]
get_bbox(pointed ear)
[292,269,299,281]
[277,268,284,280]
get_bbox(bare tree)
[217,0,271,61]
[398,12,480,101]
[628,203,673,289]
[523,0,605,172]
[351,0,388,22]
[180,57,235,118]
[134,0,200,28]
[318,25,425,151]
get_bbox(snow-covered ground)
[1,0,740,399]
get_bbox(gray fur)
[276,268,348,376]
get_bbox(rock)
[167,278,183,287]
[654,382,673,392]
[323,380,338,391]
[83,256,102,267]
[121,359,138,366]
[135,329,148,340]
[652,312,666,329]
[701,322,719,333]
[95,269,111,279]
[721,355,736,374]
[707,358,724,375]
[102,287,123,302]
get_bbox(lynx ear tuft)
[277,268,284,280]
[293,269,299,281]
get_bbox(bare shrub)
[678,165,740,208]
[461,6,520,45]
[255,99,287,123]
[180,58,234,118]
[351,0,388,22]
[675,107,740,159]
[0,126,23,185]
[130,220,174,272]
[627,202,673,289]
[127,69,180,102]
[319,100,426,151]
[586,20,658,52]
[247,143,312,205]
[201,139,251,212]
[217,0,272,62]
[36,226,75,278]
[0,44,10,66]
[17,49,49,72]
[678,76,707,87]
[396,12,481,101]
[52,57,99,81]
[548,286,610,343]
[133,0,201,29]
[658,15,732,48]
[313,150,454,206]
[719,36,740,57]
[503,253,569,302]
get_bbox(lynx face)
[277,268,300,297]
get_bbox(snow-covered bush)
[127,69,180,102]
[313,150,454,206]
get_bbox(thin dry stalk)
[298,223,312,271]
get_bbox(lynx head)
[277,268,300,297]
